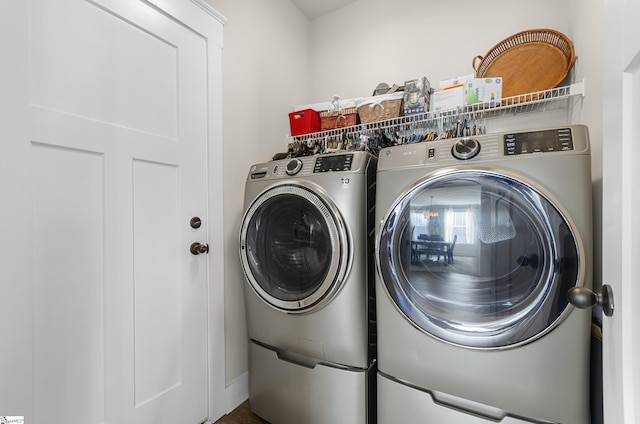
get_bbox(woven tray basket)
[472,28,576,99]
[357,94,403,124]
[320,108,358,130]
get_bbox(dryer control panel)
[504,127,574,155]
[378,125,589,172]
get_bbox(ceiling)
[290,0,358,19]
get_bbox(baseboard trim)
[225,372,249,413]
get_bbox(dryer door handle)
[568,285,615,317]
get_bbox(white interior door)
[603,0,640,422]
[0,0,225,423]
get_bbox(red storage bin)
[289,109,320,136]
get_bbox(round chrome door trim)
[375,167,586,350]
[240,181,352,313]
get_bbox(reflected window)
[444,208,476,245]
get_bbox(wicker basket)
[356,93,404,124]
[472,28,576,99]
[320,107,358,130]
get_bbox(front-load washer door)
[240,182,351,313]
[377,169,583,349]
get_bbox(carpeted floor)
[214,401,269,424]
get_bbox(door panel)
[628,61,640,417]
[132,160,182,407]
[0,2,33,417]
[29,0,179,138]
[33,144,105,423]
[603,0,640,422]
[24,0,212,423]
[1,0,224,422]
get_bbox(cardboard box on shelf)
[465,78,503,105]
[439,73,474,89]
[403,77,431,116]
[432,84,464,111]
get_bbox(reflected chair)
[446,235,458,264]
[414,234,432,263]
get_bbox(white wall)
[309,0,570,100]
[205,0,311,391]
[209,0,604,395]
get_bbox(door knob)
[567,284,615,317]
[190,242,209,255]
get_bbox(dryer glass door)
[240,183,350,313]
[377,170,581,349]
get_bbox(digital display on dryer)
[313,154,353,172]
[504,128,574,155]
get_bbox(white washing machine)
[239,151,377,424]
[374,125,592,423]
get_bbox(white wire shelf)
[286,80,585,148]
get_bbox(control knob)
[285,159,303,175]
[452,138,481,160]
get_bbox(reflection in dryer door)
[377,170,580,349]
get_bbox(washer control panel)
[247,152,371,182]
[313,153,354,172]
[504,127,574,155]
